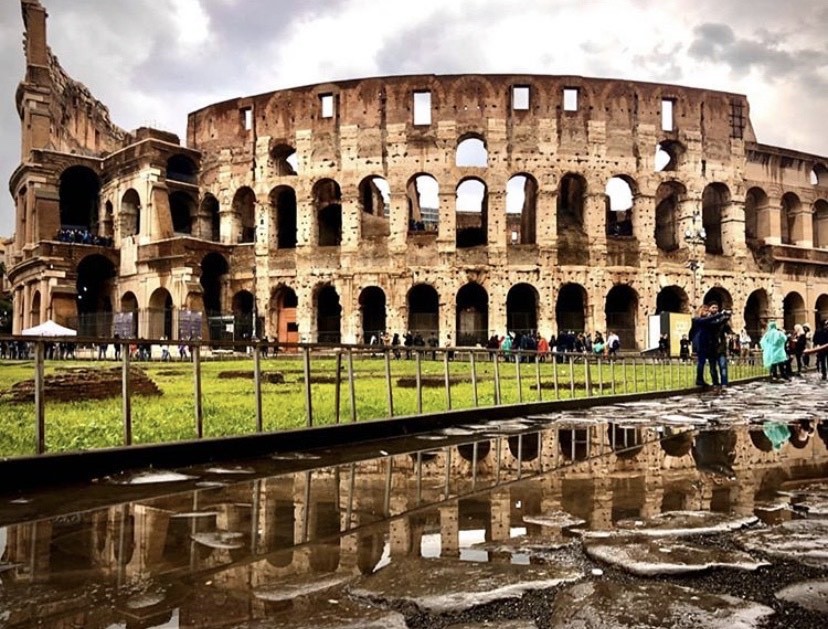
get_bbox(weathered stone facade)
[6,0,828,348]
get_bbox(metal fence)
[0,335,767,457]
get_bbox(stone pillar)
[437,191,456,253]
[762,195,782,245]
[489,488,511,542]
[439,502,460,557]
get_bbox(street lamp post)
[685,213,707,307]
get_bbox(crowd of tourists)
[55,228,113,247]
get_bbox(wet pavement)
[2,376,828,627]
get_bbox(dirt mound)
[2,367,162,402]
[218,371,285,384]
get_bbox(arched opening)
[120,292,139,338]
[703,287,733,310]
[661,431,693,457]
[656,286,690,314]
[781,192,802,246]
[232,290,255,340]
[654,181,685,252]
[200,253,229,316]
[812,163,828,186]
[30,291,41,327]
[457,440,491,462]
[456,178,488,248]
[198,194,220,242]
[314,179,342,246]
[76,254,116,337]
[169,191,195,235]
[744,290,770,345]
[316,285,342,343]
[359,286,387,344]
[166,154,197,184]
[359,176,390,217]
[269,186,297,249]
[407,284,439,338]
[605,284,638,349]
[406,174,439,231]
[59,166,101,231]
[605,176,634,237]
[270,144,298,176]
[456,283,488,346]
[608,425,644,459]
[654,140,685,172]
[102,201,113,239]
[702,183,729,255]
[556,283,587,333]
[816,294,828,326]
[814,200,828,249]
[559,428,589,461]
[148,288,174,339]
[783,292,806,332]
[744,187,769,244]
[508,433,539,461]
[455,136,488,167]
[506,283,538,334]
[506,174,537,245]
[120,189,141,238]
[557,173,586,235]
[269,286,298,345]
[232,187,256,244]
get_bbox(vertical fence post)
[253,343,263,432]
[384,349,394,417]
[633,358,639,393]
[334,351,342,424]
[493,352,502,405]
[384,456,393,515]
[444,350,452,410]
[584,357,593,397]
[553,358,560,399]
[535,355,543,401]
[470,351,479,407]
[346,462,356,529]
[347,348,356,423]
[515,355,523,403]
[34,341,45,454]
[415,350,423,415]
[568,356,576,398]
[192,343,202,438]
[597,358,604,395]
[122,341,132,445]
[302,471,312,542]
[611,359,616,395]
[302,346,313,427]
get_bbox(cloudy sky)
[0,0,826,236]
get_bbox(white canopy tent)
[21,320,78,337]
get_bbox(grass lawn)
[0,353,758,457]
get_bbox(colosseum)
[6,0,828,349]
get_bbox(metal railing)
[0,335,766,456]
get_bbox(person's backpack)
[611,338,620,351]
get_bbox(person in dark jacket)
[690,303,731,387]
[811,320,828,380]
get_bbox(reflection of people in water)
[691,429,737,479]
[788,420,814,449]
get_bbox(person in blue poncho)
[760,320,790,380]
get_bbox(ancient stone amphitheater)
[6,0,828,349]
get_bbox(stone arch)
[60,165,101,230]
[556,283,587,333]
[232,290,255,340]
[456,283,488,346]
[314,179,342,246]
[702,182,730,255]
[506,283,539,334]
[811,163,828,187]
[269,285,298,345]
[102,200,114,239]
[169,190,196,235]
[455,177,488,248]
[359,286,387,344]
[269,186,297,249]
[148,287,174,339]
[166,154,197,184]
[447,75,497,123]
[703,286,733,310]
[559,428,589,461]
[231,187,257,244]
[656,285,690,314]
[456,134,488,167]
[457,440,491,462]
[359,176,390,216]
[199,193,220,242]
[654,181,686,252]
[815,294,828,326]
[605,284,638,349]
[30,290,41,327]
[744,186,770,243]
[506,173,538,245]
[76,254,116,337]
[120,189,141,238]
[744,289,770,344]
[654,140,686,172]
[315,284,342,344]
[407,284,439,337]
[508,433,539,462]
[783,291,806,332]
[200,253,229,315]
[781,192,802,246]
[269,143,298,176]
[813,199,828,248]
[557,173,587,235]
[120,292,139,337]
[406,173,439,230]
[605,175,635,237]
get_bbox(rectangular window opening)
[729,100,745,139]
[661,99,674,132]
[241,107,253,131]
[413,91,432,126]
[320,94,334,119]
[512,86,530,111]
[563,88,579,112]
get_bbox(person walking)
[812,320,828,381]
[760,321,790,381]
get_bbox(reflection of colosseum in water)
[6,0,828,345]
